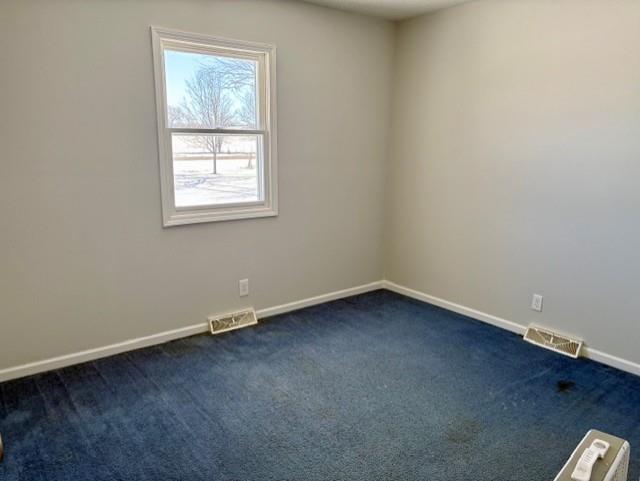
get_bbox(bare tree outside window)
[202,58,257,106]
[162,46,266,209]
[174,68,230,174]
[168,57,256,174]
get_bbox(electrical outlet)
[239,279,249,297]
[531,294,543,312]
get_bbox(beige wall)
[3,0,640,375]
[0,0,394,369]
[387,0,640,364]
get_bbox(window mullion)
[168,128,266,136]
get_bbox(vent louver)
[524,325,583,359]
[209,308,258,335]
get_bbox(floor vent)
[209,308,258,335]
[524,325,583,359]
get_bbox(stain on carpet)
[446,417,483,444]
[556,380,575,393]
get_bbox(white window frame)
[151,27,278,227]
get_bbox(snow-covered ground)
[173,156,259,207]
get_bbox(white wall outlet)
[239,279,249,297]
[531,294,543,312]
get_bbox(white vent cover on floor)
[524,325,583,359]
[209,308,257,335]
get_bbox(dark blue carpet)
[1,290,639,481]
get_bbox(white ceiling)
[298,0,473,20]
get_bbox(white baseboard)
[582,347,640,377]
[0,281,384,383]
[383,281,527,335]
[3,279,637,382]
[383,280,640,377]
[257,281,384,318]
[0,323,210,384]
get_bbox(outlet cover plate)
[239,279,249,297]
[531,294,543,312]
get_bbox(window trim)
[150,26,278,227]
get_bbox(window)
[151,27,277,226]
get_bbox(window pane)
[164,49,258,129]
[172,134,262,208]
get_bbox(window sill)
[163,204,278,227]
